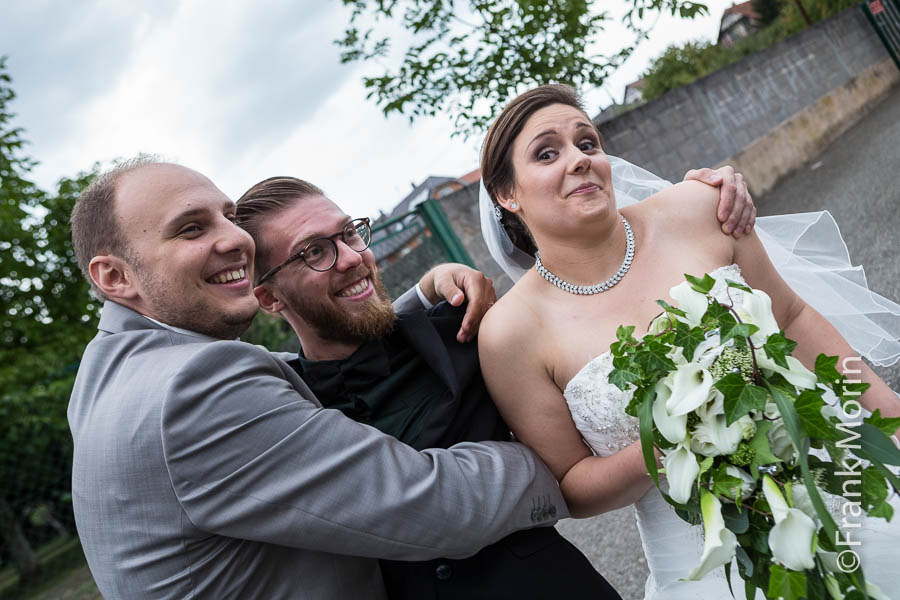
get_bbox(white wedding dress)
[563,264,900,599]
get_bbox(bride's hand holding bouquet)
[609,274,900,600]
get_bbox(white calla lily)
[737,289,780,346]
[670,281,709,327]
[762,476,817,571]
[653,379,688,444]
[689,332,725,365]
[690,414,752,457]
[756,352,817,390]
[686,489,738,580]
[666,362,714,416]
[663,442,700,505]
[695,390,725,422]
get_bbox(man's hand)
[419,264,497,343]
[684,166,756,238]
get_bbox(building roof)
[723,1,761,20]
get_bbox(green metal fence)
[863,0,900,70]
[371,197,473,299]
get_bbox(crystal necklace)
[534,214,635,295]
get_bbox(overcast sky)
[2,0,740,218]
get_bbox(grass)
[0,537,100,600]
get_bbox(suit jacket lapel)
[395,309,460,398]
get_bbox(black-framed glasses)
[257,218,372,284]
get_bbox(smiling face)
[502,103,615,244]
[256,194,394,355]
[112,164,259,338]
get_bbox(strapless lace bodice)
[564,264,745,458]
[563,265,753,598]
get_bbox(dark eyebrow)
[164,201,235,233]
[288,216,354,255]
[526,121,596,152]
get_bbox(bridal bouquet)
[608,273,900,600]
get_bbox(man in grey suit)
[67,157,566,599]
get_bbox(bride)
[476,84,900,598]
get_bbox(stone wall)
[435,7,899,294]
[595,7,899,193]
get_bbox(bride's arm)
[478,302,654,518]
[734,229,899,417]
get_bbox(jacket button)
[435,563,452,581]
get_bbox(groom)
[67,158,574,600]
[235,166,755,599]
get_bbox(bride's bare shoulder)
[478,278,545,357]
[625,180,724,238]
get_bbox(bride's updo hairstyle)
[481,84,595,257]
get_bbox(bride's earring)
[510,202,518,210]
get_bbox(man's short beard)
[283,271,396,345]
[130,255,256,340]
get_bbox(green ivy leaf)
[814,354,841,385]
[656,299,687,317]
[609,366,641,392]
[711,464,746,503]
[720,320,758,349]
[725,279,754,293]
[705,301,733,324]
[767,564,807,600]
[685,272,716,294]
[763,332,798,370]
[715,374,766,426]
[860,466,889,513]
[617,324,637,343]
[869,500,894,520]
[865,409,900,437]
[794,390,841,441]
[634,345,676,378]
[673,322,705,362]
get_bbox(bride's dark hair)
[481,84,595,257]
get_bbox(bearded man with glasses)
[237,176,618,600]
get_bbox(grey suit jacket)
[68,298,566,599]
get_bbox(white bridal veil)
[479,155,900,368]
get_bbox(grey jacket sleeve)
[161,341,566,561]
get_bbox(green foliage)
[641,0,858,102]
[0,56,101,574]
[768,563,807,600]
[609,272,899,597]
[752,0,783,27]
[240,311,299,352]
[336,0,710,137]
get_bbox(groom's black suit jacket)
[291,301,621,600]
